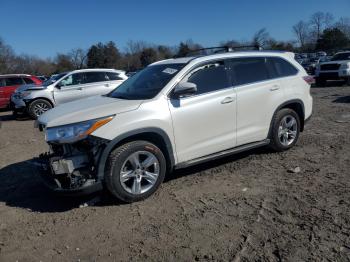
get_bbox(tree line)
[1,11,349,76]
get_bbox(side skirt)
[174,139,270,169]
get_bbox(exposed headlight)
[45,115,114,143]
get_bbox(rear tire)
[105,141,166,203]
[269,108,300,152]
[28,99,52,119]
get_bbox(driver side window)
[58,73,84,88]
[183,60,230,95]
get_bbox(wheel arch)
[97,128,176,180]
[26,97,54,107]
[268,99,305,138]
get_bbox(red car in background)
[0,74,42,109]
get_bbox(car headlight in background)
[45,115,114,143]
[340,63,350,69]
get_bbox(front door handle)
[104,83,110,87]
[269,85,280,91]
[221,97,235,104]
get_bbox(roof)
[70,68,125,74]
[0,74,32,78]
[150,50,295,66]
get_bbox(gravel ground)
[0,85,349,262]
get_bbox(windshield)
[42,72,68,86]
[331,52,350,61]
[109,64,185,100]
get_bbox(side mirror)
[55,82,62,89]
[172,82,197,98]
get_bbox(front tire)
[28,99,52,119]
[269,108,300,152]
[105,141,166,203]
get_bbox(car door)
[83,71,113,97]
[53,72,86,105]
[0,77,25,108]
[229,57,285,146]
[168,60,237,163]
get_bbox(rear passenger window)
[268,57,298,77]
[85,72,108,83]
[23,78,34,84]
[106,72,123,80]
[5,77,24,86]
[186,61,230,95]
[230,58,270,86]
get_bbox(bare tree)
[335,17,350,38]
[252,28,271,48]
[293,21,310,48]
[309,12,334,41]
[69,48,87,69]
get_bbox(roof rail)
[183,44,262,57]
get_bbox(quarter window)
[185,61,230,95]
[268,57,298,77]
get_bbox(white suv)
[35,50,313,202]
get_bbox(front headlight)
[340,63,350,69]
[45,115,114,143]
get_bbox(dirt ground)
[0,84,349,262]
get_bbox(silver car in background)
[11,69,128,119]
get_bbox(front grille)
[320,64,340,71]
[319,72,339,79]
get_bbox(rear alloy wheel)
[28,99,52,119]
[105,141,166,203]
[269,108,300,152]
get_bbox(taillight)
[303,75,315,85]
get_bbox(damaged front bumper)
[34,137,108,195]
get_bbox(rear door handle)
[104,83,110,87]
[221,97,235,104]
[269,85,280,91]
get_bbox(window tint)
[186,61,230,95]
[5,77,24,86]
[85,72,108,83]
[230,58,270,86]
[268,57,298,77]
[23,77,34,84]
[59,73,85,87]
[106,72,123,80]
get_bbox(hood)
[16,84,46,92]
[38,95,142,127]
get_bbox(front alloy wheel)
[105,141,166,203]
[120,151,160,195]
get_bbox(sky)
[0,0,349,58]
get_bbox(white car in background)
[315,51,350,86]
[11,69,128,119]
